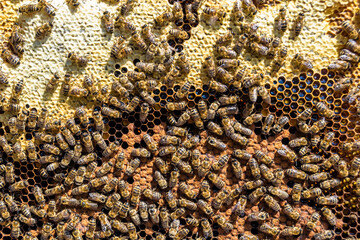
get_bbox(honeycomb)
[0,0,359,239]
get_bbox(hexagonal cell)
[321,68,328,75]
[284,98,291,105]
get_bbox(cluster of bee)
[1,0,56,66]
[0,0,358,239]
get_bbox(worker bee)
[282,201,300,220]
[201,218,213,239]
[277,144,298,162]
[289,137,308,148]
[131,31,147,51]
[168,219,180,238]
[254,150,274,165]
[68,52,88,67]
[272,116,289,134]
[260,164,277,184]
[19,2,41,13]
[211,189,228,209]
[309,172,330,182]
[322,207,336,226]
[262,114,274,135]
[248,158,261,179]
[203,6,226,26]
[217,46,237,59]
[248,42,269,56]
[168,2,182,25]
[30,206,47,218]
[80,199,98,211]
[32,185,45,206]
[155,10,173,27]
[35,21,53,39]
[242,0,257,15]
[71,183,90,195]
[298,121,310,134]
[301,187,322,199]
[143,189,162,201]
[1,47,20,66]
[169,28,189,40]
[264,194,280,211]
[248,186,267,203]
[301,163,320,173]
[335,160,349,178]
[233,0,245,23]
[243,113,262,126]
[349,157,360,177]
[317,195,339,206]
[293,53,313,69]
[285,168,308,180]
[231,159,243,178]
[339,48,360,62]
[214,214,234,233]
[306,212,321,231]
[207,136,226,150]
[38,0,56,16]
[13,142,27,162]
[0,200,10,221]
[5,162,16,183]
[179,181,197,199]
[320,178,341,190]
[319,131,335,150]
[178,198,197,211]
[4,193,19,212]
[203,56,217,78]
[102,11,114,33]
[45,184,65,196]
[244,179,263,191]
[89,193,106,205]
[197,199,214,216]
[267,186,289,200]
[8,117,18,136]
[111,37,127,59]
[148,204,160,224]
[334,77,353,93]
[248,211,269,222]
[259,223,279,236]
[342,20,359,39]
[314,230,335,240]
[281,227,301,236]
[198,180,211,200]
[9,180,29,192]
[328,59,351,70]
[276,7,288,33]
[59,196,80,207]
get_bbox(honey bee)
[155,10,173,27]
[248,42,269,56]
[285,168,308,180]
[243,113,262,126]
[254,150,274,165]
[197,199,214,216]
[154,158,170,175]
[217,46,237,59]
[164,190,177,210]
[203,6,226,26]
[320,178,341,190]
[272,116,289,134]
[11,219,21,238]
[71,183,90,196]
[321,207,336,226]
[207,136,226,150]
[334,77,353,93]
[248,211,269,222]
[66,214,81,232]
[35,21,53,39]
[148,204,160,224]
[214,215,234,233]
[230,159,242,178]
[201,218,213,239]
[248,186,267,203]
[4,193,19,212]
[211,189,227,210]
[105,193,120,211]
[293,53,313,69]
[339,48,360,62]
[13,142,27,162]
[152,170,167,189]
[112,42,131,60]
[309,172,330,182]
[277,7,288,32]
[301,163,319,173]
[267,186,289,200]
[260,114,274,135]
[283,201,300,220]
[59,196,80,207]
[302,187,322,199]
[277,144,298,162]
[306,212,321,231]
[248,158,260,179]
[216,30,234,46]
[80,199,99,211]
[199,180,211,200]
[335,160,349,178]
[68,52,88,67]
[264,194,280,211]
[317,195,339,206]
[281,227,301,237]
[244,179,263,191]
[188,108,202,128]
[19,3,41,13]
[32,185,45,206]
[319,131,335,150]
[346,38,360,54]
[168,167,180,188]
[167,126,188,137]
[103,178,118,194]
[101,11,114,33]
[329,59,352,70]
[259,223,279,237]
[1,47,20,66]
[203,56,217,78]
[168,219,180,238]
[314,230,335,240]
[30,206,47,218]
[342,20,359,39]
[143,189,162,201]
[67,0,80,7]
[9,180,29,192]
[0,200,10,221]
[179,181,197,199]
[7,117,17,136]
[5,162,16,184]
[40,222,53,239]
[288,137,308,148]
[38,0,56,16]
